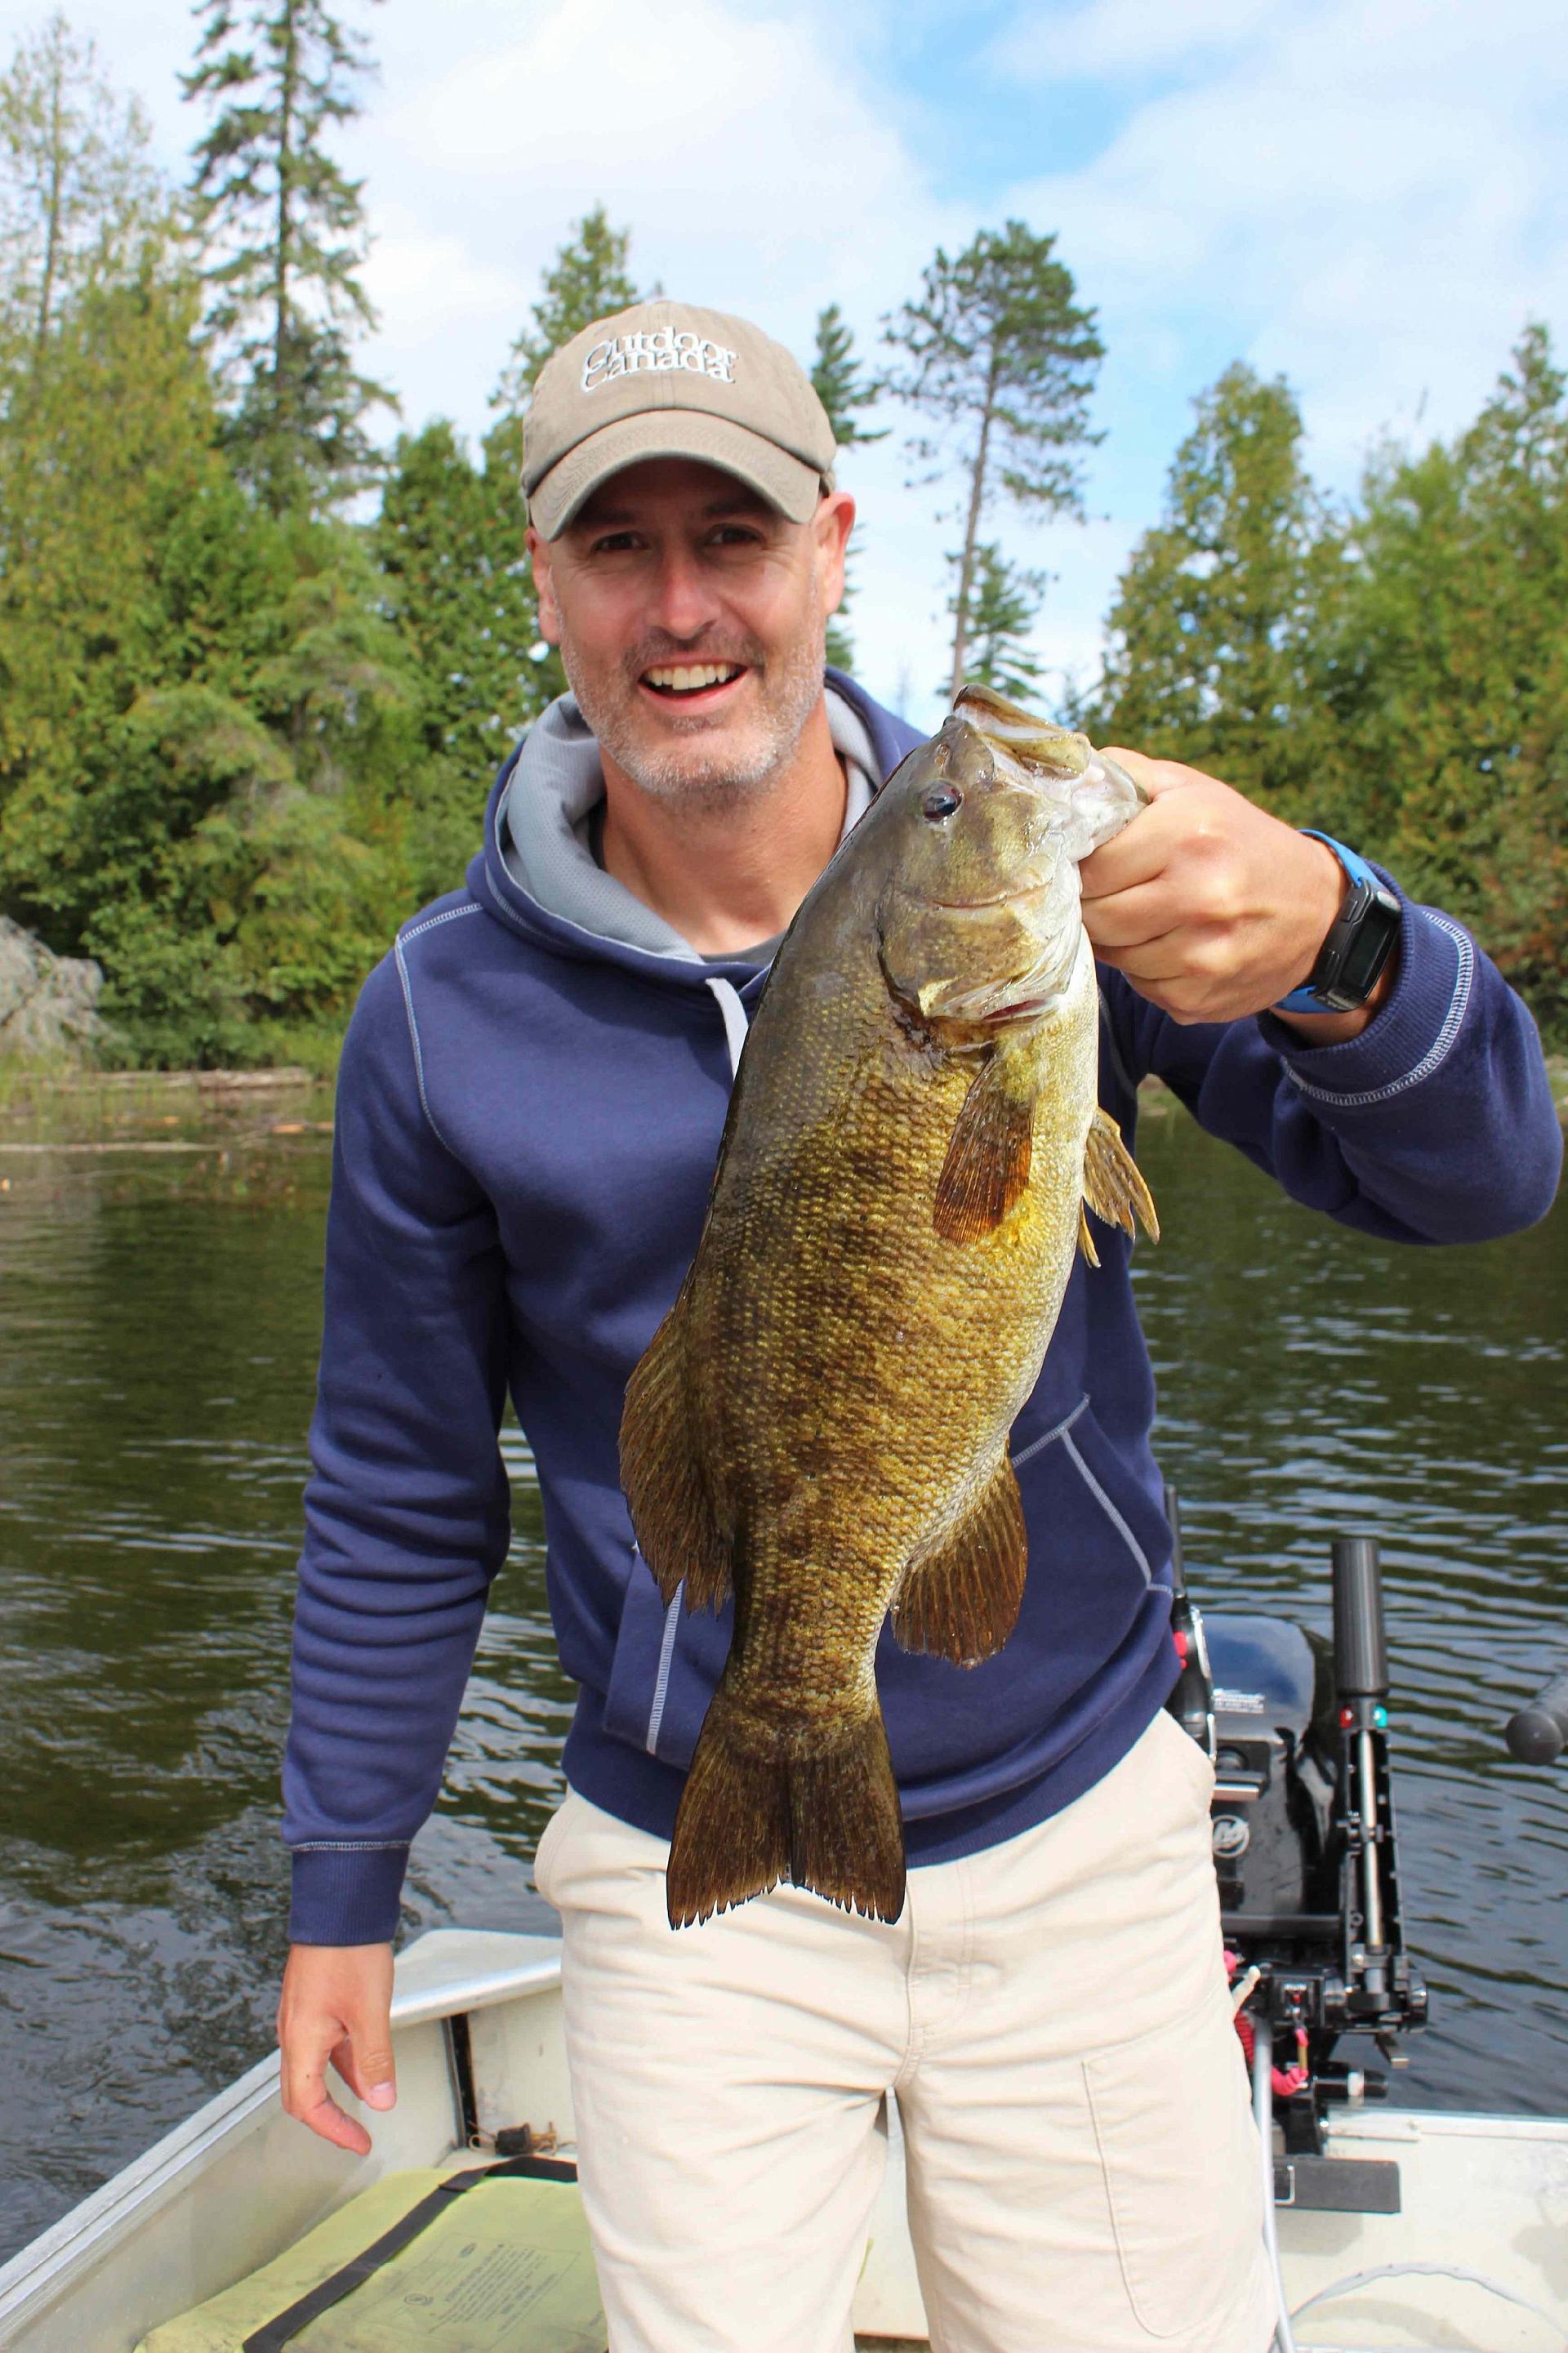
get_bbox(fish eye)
[922,787,963,822]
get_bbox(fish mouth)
[916,877,1055,915]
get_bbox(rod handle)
[1333,1535,1388,1698]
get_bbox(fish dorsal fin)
[1082,1107,1160,1247]
[890,1451,1027,1666]
[933,1050,1034,1244]
[618,1297,733,1614]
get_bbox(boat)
[2,1531,1566,2352]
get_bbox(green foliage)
[1316,325,1568,1028]
[183,0,393,515]
[492,203,639,417]
[1088,363,1334,808]
[884,220,1102,695]
[0,11,159,353]
[948,543,1047,701]
[1085,328,1568,1036]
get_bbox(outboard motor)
[1167,1504,1428,2215]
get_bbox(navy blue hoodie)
[284,674,1561,1943]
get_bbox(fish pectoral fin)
[1082,1107,1159,1247]
[618,1297,733,1614]
[933,1049,1035,1245]
[1077,1207,1101,1268]
[891,1453,1027,1667]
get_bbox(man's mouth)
[639,662,748,702]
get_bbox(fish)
[619,684,1158,1929]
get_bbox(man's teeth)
[644,663,742,692]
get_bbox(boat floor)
[2,1929,1564,2351]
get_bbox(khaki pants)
[534,1709,1276,2353]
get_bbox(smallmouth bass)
[620,685,1157,1927]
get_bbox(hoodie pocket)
[602,1546,733,1767]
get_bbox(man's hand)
[277,1941,396,2155]
[1080,748,1388,1037]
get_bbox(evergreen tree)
[809,302,884,672]
[492,203,639,419]
[182,0,392,515]
[1324,326,1568,1024]
[376,417,551,887]
[0,13,158,358]
[947,543,1047,701]
[1089,363,1334,809]
[884,221,1102,696]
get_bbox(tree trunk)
[271,0,299,502]
[949,348,1000,699]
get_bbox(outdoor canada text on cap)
[522,299,838,541]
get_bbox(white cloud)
[1000,0,1568,489]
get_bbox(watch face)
[1331,885,1401,1009]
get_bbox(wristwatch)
[1275,833,1402,1015]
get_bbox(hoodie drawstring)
[705,976,751,1081]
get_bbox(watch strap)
[1276,832,1393,1014]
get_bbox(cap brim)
[528,409,824,538]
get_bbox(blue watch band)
[1275,832,1378,1013]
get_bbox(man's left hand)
[1080,747,1385,1037]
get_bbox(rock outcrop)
[0,916,107,1059]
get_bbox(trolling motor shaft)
[1333,1538,1390,1998]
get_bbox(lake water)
[1,1082,1564,2263]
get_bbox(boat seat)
[133,2155,607,2352]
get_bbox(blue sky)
[9,0,1566,728]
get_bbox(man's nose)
[644,546,721,642]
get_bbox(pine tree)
[183,0,392,515]
[947,544,1047,701]
[884,221,1102,696]
[809,302,884,672]
[492,203,639,420]
[1323,326,1568,1023]
[0,13,158,358]
[1089,363,1333,808]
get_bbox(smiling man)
[275,301,1561,2353]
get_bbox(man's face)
[528,458,854,804]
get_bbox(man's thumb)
[355,2029,397,2110]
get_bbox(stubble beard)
[558,613,828,813]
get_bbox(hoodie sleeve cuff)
[1256,880,1472,1114]
[288,1843,409,1945]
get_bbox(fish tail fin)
[666,1693,906,1930]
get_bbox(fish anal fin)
[891,1453,1027,1667]
[1082,1107,1159,1247]
[619,1300,732,1614]
[667,1690,906,1928]
[933,1052,1034,1245]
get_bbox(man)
[276,300,1561,2352]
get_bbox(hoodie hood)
[467,669,920,987]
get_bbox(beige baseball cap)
[522,299,837,539]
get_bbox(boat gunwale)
[0,1930,564,2333]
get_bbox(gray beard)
[561,626,827,812]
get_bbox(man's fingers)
[276,1941,397,2151]
[1080,876,1181,951]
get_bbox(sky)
[7,0,1566,728]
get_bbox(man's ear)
[527,525,562,644]
[814,489,856,620]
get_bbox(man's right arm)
[279,946,511,2141]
